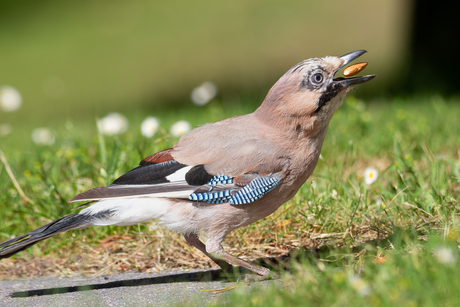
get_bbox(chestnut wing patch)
[140,148,175,166]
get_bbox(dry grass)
[0,210,395,280]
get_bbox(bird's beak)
[333,50,376,87]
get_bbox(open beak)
[333,50,376,87]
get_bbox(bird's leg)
[205,238,271,278]
[183,233,233,273]
[221,252,270,277]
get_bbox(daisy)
[364,167,378,185]
[190,82,217,106]
[434,245,457,265]
[349,275,371,297]
[140,117,159,138]
[97,113,128,136]
[32,128,55,145]
[170,120,191,137]
[0,86,22,112]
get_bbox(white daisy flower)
[97,113,128,136]
[190,81,217,106]
[330,189,338,200]
[434,245,457,265]
[349,275,371,296]
[170,120,191,137]
[0,86,22,112]
[31,128,55,145]
[364,167,378,185]
[141,116,159,138]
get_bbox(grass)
[1,94,460,304]
[211,231,460,306]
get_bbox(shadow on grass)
[10,226,418,298]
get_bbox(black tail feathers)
[0,213,91,259]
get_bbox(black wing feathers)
[112,160,186,185]
[185,165,214,186]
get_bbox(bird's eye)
[311,73,323,84]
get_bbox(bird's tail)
[0,213,92,259]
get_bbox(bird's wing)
[70,145,285,205]
[172,114,290,176]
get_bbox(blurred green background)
[0,0,413,123]
[1,0,459,150]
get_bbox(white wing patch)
[166,166,193,182]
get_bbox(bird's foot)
[243,270,279,282]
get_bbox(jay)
[0,50,375,277]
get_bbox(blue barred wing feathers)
[189,173,282,205]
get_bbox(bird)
[0,50,375,278]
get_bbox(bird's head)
[256,50,375,132]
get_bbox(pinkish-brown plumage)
[0,50,375,278]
